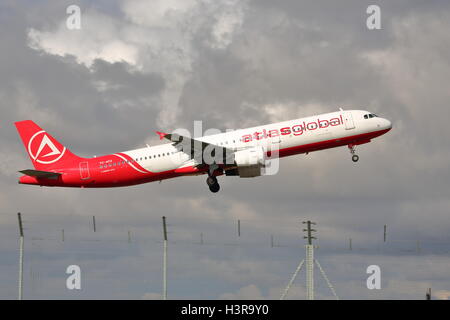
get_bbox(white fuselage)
[119,109,391,173]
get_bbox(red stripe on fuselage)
[116,153,152,174]
[278,128,390,158]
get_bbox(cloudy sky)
[1,0,450,299]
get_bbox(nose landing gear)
[348,144,359,162]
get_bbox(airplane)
[15,109,392,193]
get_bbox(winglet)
[155,131,168,140]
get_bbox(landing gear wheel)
[348,144,359,163]
[206,176,220,193]
[209,183,220,193]
[206,176,217,187]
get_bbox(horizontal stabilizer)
[19,169,62,179]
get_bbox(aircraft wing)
[19,169,62,179]
[156,131,235,165]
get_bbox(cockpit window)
[364,113,378,119]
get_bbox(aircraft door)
[79,162,90,180]
[343,112,355,130]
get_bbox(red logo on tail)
[28,131,66,164]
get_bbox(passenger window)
[369,114,374,118]
[364,115,368,119]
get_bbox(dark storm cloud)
[1,0,450,299]
[91,59,164,97]
[0,1,167,154]
[177,0,395,129]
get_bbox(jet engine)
[232,146,265,177]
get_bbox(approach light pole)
[303,220,316,300]
[281,221,338,300]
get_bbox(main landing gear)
[348,144,359,162]
[207,176,220,193]
[206,163,221,193]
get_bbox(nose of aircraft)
[375,117,392,131]
[381,118,392,131]
[384,119,392,130]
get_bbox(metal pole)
[307,221,312,244]
[162,216,168,300]
[18,213,24,300]
[303,221,316,245]
[93,216,96,232]
[383,225,386,243]
[62,229,65,242]
[238,220,240,237]
[302,220,316,300]
[163,239,167,300]
[306,244,314,300]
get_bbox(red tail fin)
[15,120,82,170]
